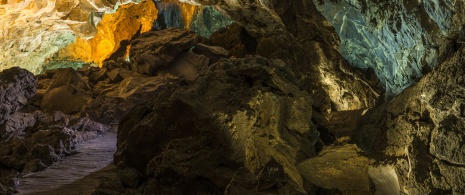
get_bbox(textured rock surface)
[82,67,179,126]
[355,42,465,194]
[0,68,37,124]
[129,28,200,75]
[112,55,318,194]
[0,0,151,74]
[187,0,382,111]
[58,0,158,65]
[208,23,257,57]
[0,1,76,74]
[6,0,465,194]
[0,67,111,195]
[89,1,387,194]
[298,144,371,192]
[314,0,465,96]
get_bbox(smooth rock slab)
[297,144,370,192]
[368,165,400,195]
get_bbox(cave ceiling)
[0,0,231,74]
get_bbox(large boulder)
[112,56,319,194]
[41,68,92,114]
[0,67,37,124]
[297,144,371,193]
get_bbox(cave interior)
[0,0,465,194]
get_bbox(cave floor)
[16,131,117,195]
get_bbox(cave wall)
[3,0,465,194]
[354,39,465,194]
[181,0,382,111]
[57,0,158,65]
[314,0,465,96]
[0,0,233,74]
[154,0,233,37]
[0,0,144,74]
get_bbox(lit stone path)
[16,132,117,195]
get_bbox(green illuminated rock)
[314,0,465,96]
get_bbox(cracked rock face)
[7,0,465,194]
[355,42,465,194]
[314,0,465,96]
[186,0,382,111]
[113,54,318,194]
[0,68,37,124]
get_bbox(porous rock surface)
[189,0,382,111]
[111,55,318,194]
[129,28,201,75]
[0,67,36,124]
[88,18,380,193]
[354,44,465,194]
[4,0,465,194]
[90,1,387,194]
[98,1,465,194]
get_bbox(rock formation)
[0,0,231,74]
[57,0,158,65]
[187,0,382,111]
[154,0,233,37]
[314,0,465,96]
[0,67,111,194]
[104,28,320,193]
[2,0,465,194]
[0,68,36,124]
[0,0,153,74]
[353,42,465,194]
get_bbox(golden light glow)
[160,0,201,30]
[179,2,198,29]
[58,0,158,66]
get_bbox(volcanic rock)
[192,43,229,65]
[190,0,382,111]
[41,68,92,115]
[355,37,465,194]
[297,144,371,192]
[113,56,318,194]
[129,28,200,75]
[0,67,37,124]
[314,0,465,96]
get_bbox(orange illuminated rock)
[175,1,199,29]
[157,0,202,30]
[58,0,158,65]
